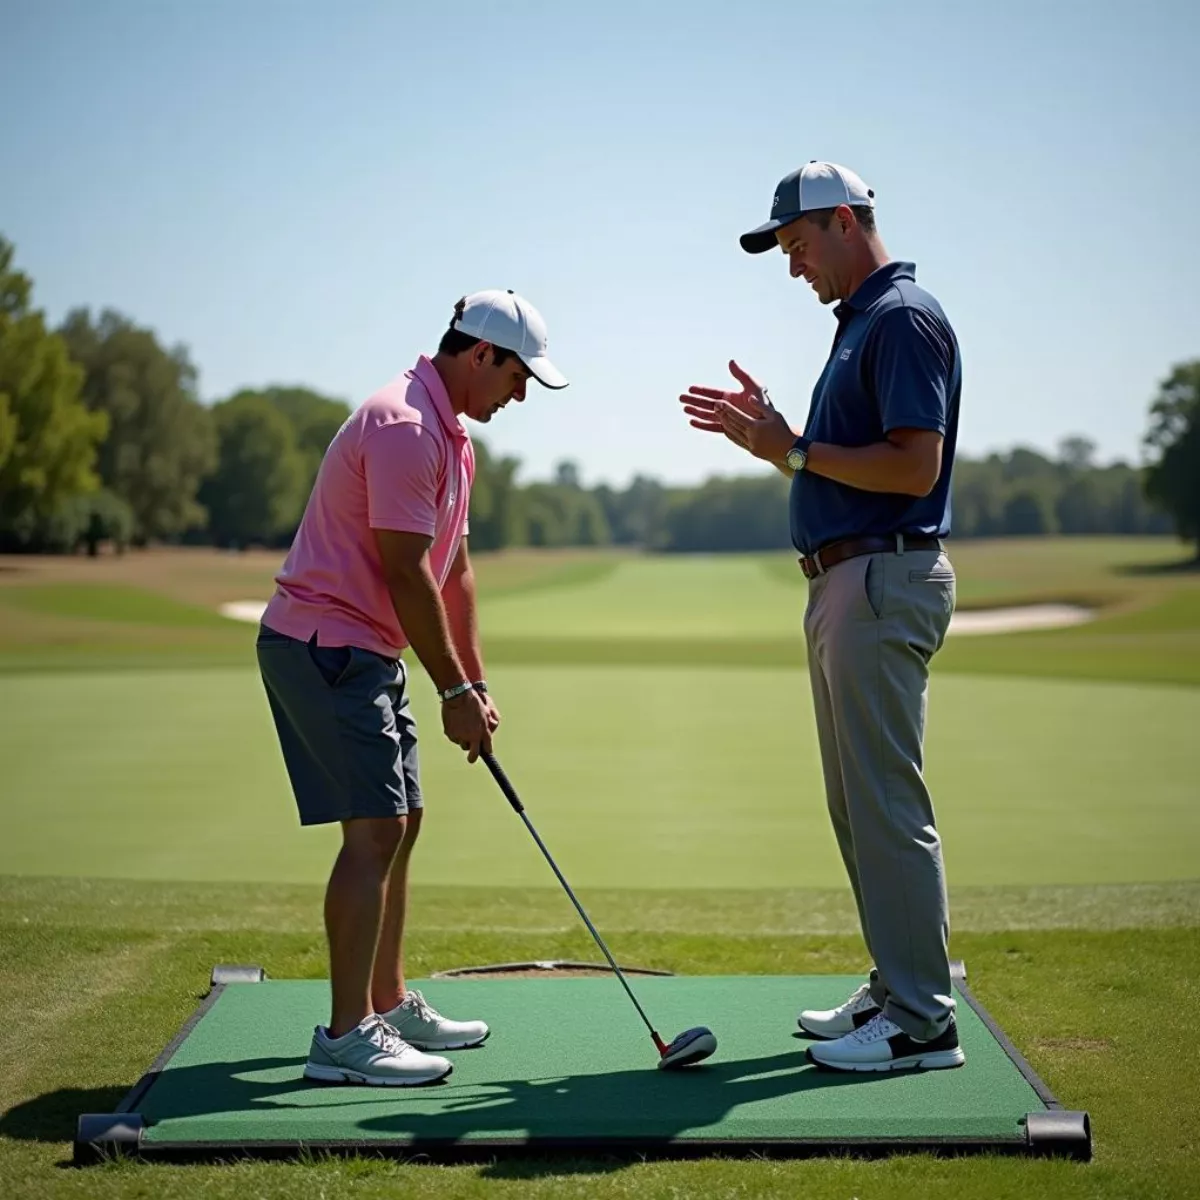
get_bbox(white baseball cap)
[740,160,876,254]
[452,289,568,389]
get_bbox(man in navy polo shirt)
[681,160,964,1073]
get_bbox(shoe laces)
[404,988,442,1023]
[848,1013,899,1045]
[364,1014,412,1055]
[838,982,873,1014]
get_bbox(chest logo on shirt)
[839,347,854,361]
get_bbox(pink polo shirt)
[261,356,475,658]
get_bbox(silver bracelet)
[438,681,474,702]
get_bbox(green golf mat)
[75,963,1091,1162]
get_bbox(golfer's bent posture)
[256,290,567,1086]
[681,162,964,1072]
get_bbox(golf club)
[480,750,717,1070]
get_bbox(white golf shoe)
[806,1012,965,1072]
[303,1013,453,1086]
[798,981,881,1039]
[380,988,490,1051]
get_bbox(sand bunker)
[947,604,1094,635]
[219,600,268,623]
[219,599,1095,636]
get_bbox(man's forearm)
[804,440,934,495]
[385,565,468,693]
[736,413,930,494]
[442,564,485,683]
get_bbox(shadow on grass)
[0,1084,130,1144]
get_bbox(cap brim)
[739,214,802,254]
[520,353,568,390]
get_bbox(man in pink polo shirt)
[255,289,567,1086]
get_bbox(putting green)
[0,664,1195,889]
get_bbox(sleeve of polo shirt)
[869,306,953,436]
[361,420,443,536]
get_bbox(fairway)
[1,662,1195,889]
[480,554,804,639]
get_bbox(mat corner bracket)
[1024,1109,1092,1160]
[949,958,967,982]
[211,963,267,986]
[74,1113,144,1164]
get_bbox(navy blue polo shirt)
[789,260,960,557]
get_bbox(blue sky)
[4,0,1197,487]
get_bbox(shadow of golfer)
[346,1047,872,1148]
[14,1039,918,1177]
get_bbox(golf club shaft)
[481,751,667,1052]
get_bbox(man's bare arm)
[371,529,468,692]
[442,539,484,683]
[803,429,943,496]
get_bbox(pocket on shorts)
[306,641,356,688]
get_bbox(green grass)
[2,875,1196,937]
[2,664,1197,889]
[3,537,1198,684]
[0,552,626,675]
[0,877,1197,1198]
[0,583,235,628]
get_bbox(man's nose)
[790,255,806,279]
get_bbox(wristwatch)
[785,435,812,472]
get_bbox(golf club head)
[657,1026,717,1070]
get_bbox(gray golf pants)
[803,543,956,1041]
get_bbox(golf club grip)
[481,751,524,813]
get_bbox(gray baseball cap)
[740,161,875,254]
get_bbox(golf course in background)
[1,535,1198,1198]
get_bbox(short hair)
[437,297,520,367]
[801,205,877,235]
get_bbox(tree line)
[2,235,1198,558]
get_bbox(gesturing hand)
[679,360,797,465]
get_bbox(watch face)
[787,448,807,470]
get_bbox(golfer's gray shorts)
[255,624,421,825]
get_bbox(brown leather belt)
[798,533,943,580]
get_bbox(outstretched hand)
[679,360,797,464]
